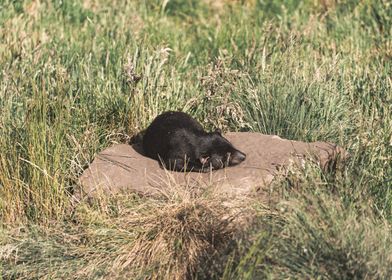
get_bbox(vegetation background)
[0,0,391,279]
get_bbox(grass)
[0,188,251,279]
[0,0,391,279]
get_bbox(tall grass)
[0,0,391,278]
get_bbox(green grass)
[0,0,391,279]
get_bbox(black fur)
[142,111,246,172]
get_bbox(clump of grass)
[124,200,234,279]
[197,57,250,131]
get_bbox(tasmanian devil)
[142,111,246,172]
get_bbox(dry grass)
[1,184,258,279]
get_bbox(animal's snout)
[229,150,246,165]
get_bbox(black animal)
[142,111,246,172]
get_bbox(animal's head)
[199,130,246,170]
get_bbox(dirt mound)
[78,132,347,197]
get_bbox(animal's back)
[142,111,204,159]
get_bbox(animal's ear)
[215,128,222,136]
[199,156,209,165]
